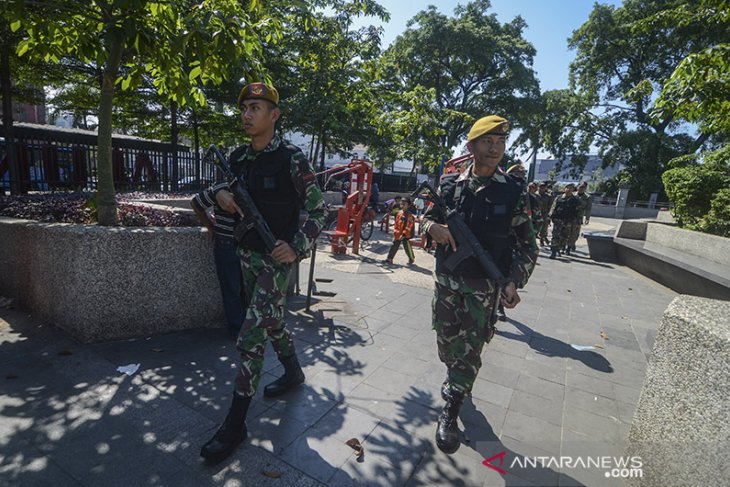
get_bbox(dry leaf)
[599,330,610,340]
[346,438,365,460]
[262,470,281,479]
[592,343,605,349]
[151,348,163,353]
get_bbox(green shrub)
[662,146,730,233]
[699,188,730,237]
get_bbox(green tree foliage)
[0,7,50,195]
[383,0,540,160]
[373,85,446,174]
[265,1,389,169]
[546,0,727,200]
[639,0,730,137]
[702,188,730,237]
[662,145,730,237]
[8,0,277,224]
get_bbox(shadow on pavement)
[497,319,614,373]
[331,387,438,485]
[460,398,586,487]
[0,298,372,486]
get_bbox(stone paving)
[0,218,678,486]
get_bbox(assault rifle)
[202,144,277,252]
[412,181,508,287]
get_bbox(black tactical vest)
[435,172,523,278]
[551,195,580,221]
[236,145,300,253]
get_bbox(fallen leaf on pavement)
[151,348,163,353]
[599,330,610,340]
[262,470,281,479]
[346,438,365,460]
[592,344,605,349]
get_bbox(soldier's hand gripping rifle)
[412,181,508,340]
[202,144,278,252]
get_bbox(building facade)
[534,155,622,184]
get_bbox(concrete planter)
[584,231,617,263]
[0,216,223,342]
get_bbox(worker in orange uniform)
[385,197,416,265]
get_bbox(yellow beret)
[237,82,279,107]
[467,115,509,141]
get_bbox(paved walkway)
[0,219,677,486]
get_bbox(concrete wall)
[617,220,730,267]
[0,217,224,342]
[626,296,730,486]
[613,221,730,300]
[590,204,669,220]
[645,223,730,266]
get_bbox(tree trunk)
[170,100,178,190]
[409,154,417,179]
[96,36,124,226]
[308,135,316,162]
[312,134,321,167]
[319,130,326,172]
[1,36,21,195]
[192,109,200,178]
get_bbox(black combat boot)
[435,389,465,454]
[263,354,305,398]
[200,394,251,463]
[549,250,557,259]
[565,246,571,256]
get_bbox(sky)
[351,0,625,163]
[354,0,624,92]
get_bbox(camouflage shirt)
[423,164,539,289]
[575,192,593,219]
[216,135,326,259]
[536,192,554,215]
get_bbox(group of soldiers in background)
[504,166,593,261]
[536,181,593,259]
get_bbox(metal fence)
[592,196,673,210]
[0,123,218,193]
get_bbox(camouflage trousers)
[550,219,572,251]
[539,217,551,241]
[432,274,499,396]
[233,250,295,398]
[568,220,582,248]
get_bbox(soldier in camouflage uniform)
[422,115,538,454]
[537,182,554,246]
[526,181,544,234]
[548,183,580,259]
[201,83,325,464]
[567,181,592,252]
